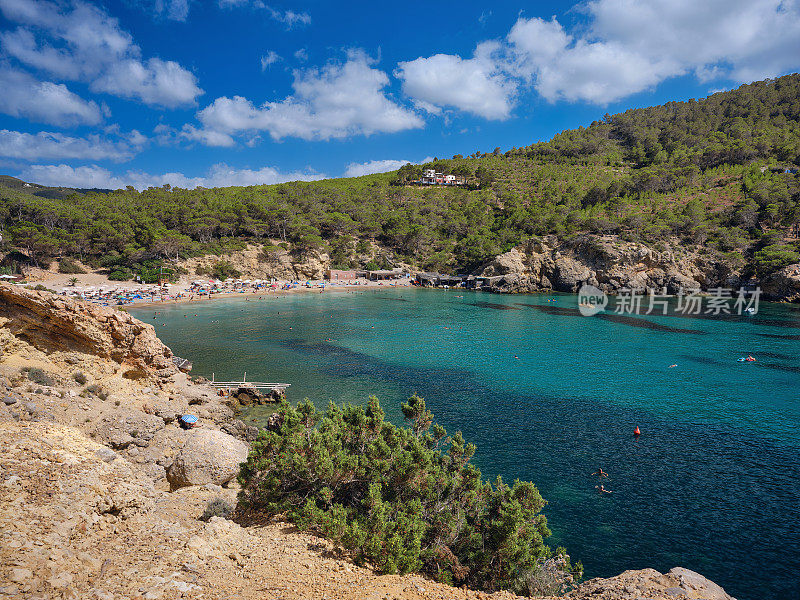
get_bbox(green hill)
[2,74,799,280]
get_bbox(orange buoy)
[634,426,641,436]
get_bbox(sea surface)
[130,289,800,600]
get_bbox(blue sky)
[0,0,799,189]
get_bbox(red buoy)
[634,426,641,436]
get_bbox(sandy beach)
[22,266,413,308]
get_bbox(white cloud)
[344,156,435,177]
[179,124,236,147]
[344,159,411,178]
[92,57,203,107]
[260,50,281,71]
[265,6,310,28]
[217,1,310,28]
[195,51,423,142]
[398,0,800,113]
[153,0,190,21]
[588,0,800,83]
[153,122,236,147]
[20,162,326,190]
[0,128,145,161]
[0,0,202,107]
[505,0,800,104]
[396,41,515,120]
[294,48,308,62]
[0,67,104,126]
[507,16,676,103]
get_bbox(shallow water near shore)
[131,289,800,600]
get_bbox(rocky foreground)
[0,284,736,600]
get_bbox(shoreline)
[126,281,413,308]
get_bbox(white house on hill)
[419,169,465,186]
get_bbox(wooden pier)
[209,372,290,395]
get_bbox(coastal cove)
[130,289,800,600]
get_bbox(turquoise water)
[131,290,800,600]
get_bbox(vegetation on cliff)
[1,74,799,278]
[238,394,577,594]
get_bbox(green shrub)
[753,244,800,276]
[238,395,558,593]
[27,368,54,386]
[108,268,132,281]
[196,261,241,281]
[73,371,87,384]
[201,497,234,521]
[518,551,581,596]
[58,258,86,274]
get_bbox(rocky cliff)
[182,243,330,281]
[0,284,177,382]
[478,234,800,301]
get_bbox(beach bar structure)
[326,269,358,281]
[363,269,403,281]
[415,273,468,287]
[464,275,504,289]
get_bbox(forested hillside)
[2,74,799,281]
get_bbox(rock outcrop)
[565,567,734,600]
[479,235,742,296]
[761,262,800,301]
[183,242,331,281]
[0,284,177,382]
[167,428,249,489]
[0,284,245,491]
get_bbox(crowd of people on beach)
[50,276,410,306]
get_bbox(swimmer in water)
[592,468,609,478]
[669,364,677,368]
[596,485,612,494]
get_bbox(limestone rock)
[167,429,249,489]
[221,418,260,442]
[478,234,738,296]
[481,247,529,277]
[181,242,330,282]
[0,284,177,383]
[553,256,593,292]
[94,447,118,463]
[667,567,734,600]
[762,262,800,301]
[92,410,165,449]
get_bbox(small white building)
[418,168,467,186]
